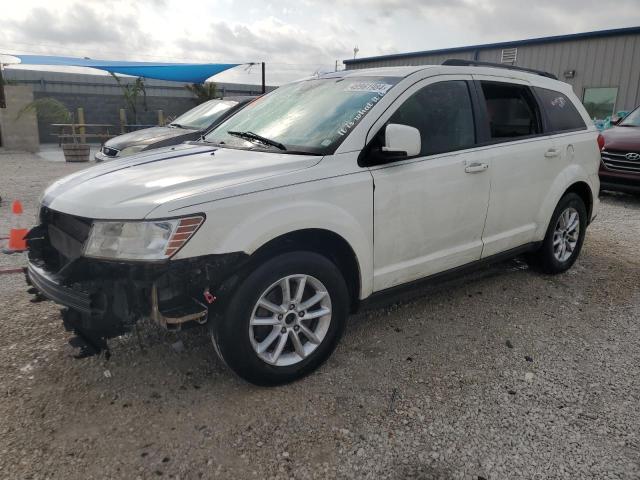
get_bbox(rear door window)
[480,82,541,140]
[534,87,586,132]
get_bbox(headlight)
[119,144,147,156]
[84,216,204,261]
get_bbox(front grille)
[101,146,119,157]
[601,149,640,174]
[40,207,92,266]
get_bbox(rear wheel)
[531,192,587,274]
[211,251,349,386]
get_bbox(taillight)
[597,134,605,152]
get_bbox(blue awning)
[9,55,240,83]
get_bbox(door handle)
[464,162,489,173]
[544,149,560,158]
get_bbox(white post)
[0,61,6,109]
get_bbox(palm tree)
[185,82,219,104]
[18,97,74,136]
[18,98,91,161]
[110,73,147,124]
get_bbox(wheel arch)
[536,166,596,240]
[563,181,594,223]
[245,228,362,312]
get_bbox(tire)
[210,251,349,386]
[532,192,587,274]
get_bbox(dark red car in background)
[599,106,640,194]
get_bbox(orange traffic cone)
[7,200,28,252]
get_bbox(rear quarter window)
[534,87,586,132]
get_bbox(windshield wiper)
[227,131,287,150]
[169,123,187,129]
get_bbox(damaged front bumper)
[25,212,247,355]
[28,262,93,314]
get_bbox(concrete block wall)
[4,69,274,144]
[33,91,197,144]
[0,85,39,152]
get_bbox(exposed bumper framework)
[25,208,247,356]
[149,284,209,329]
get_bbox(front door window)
[387,80,476,156]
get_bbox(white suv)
[26,62,600,385]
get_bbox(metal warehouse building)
[344,26,640,120]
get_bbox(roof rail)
[442,59,558,80]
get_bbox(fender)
[533,163,595,240]
[174,171,375,299]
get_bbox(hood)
[43,144,322,219]
[105,126,197,150]
[601,126,640,152]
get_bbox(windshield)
[620,107,640,127]
[204,76,400,154]
[171,100,237,130]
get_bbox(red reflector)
[597,134,605,151]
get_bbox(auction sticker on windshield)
[345,82,393,95]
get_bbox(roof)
[318,64,569,92]
[320,65,438,78]
[344,25,640,66]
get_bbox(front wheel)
[211,251,349,386]
[532,192,588,274]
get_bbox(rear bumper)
[600,182,640,193]
[600,179,640,194]
[599,167,640,194]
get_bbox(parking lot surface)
[1,152,639,479]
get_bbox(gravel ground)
[1,151,639,480]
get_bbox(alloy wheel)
[249,274,332,366]
[552,207,580,262]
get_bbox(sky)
[1,0,639,86]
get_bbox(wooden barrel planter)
[62,144,90,162]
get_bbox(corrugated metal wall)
[346,33,640,112]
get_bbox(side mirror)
[382,124,421,158]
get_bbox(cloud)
[320,0,640,42]
[0,0,162,63]
[0,1,352,84]
[442,0,640,40]
[171,16,352,83]
[176,17,348,61]
[1,2,151,56]
[1,0,639,85]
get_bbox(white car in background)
[27,61,600,385]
